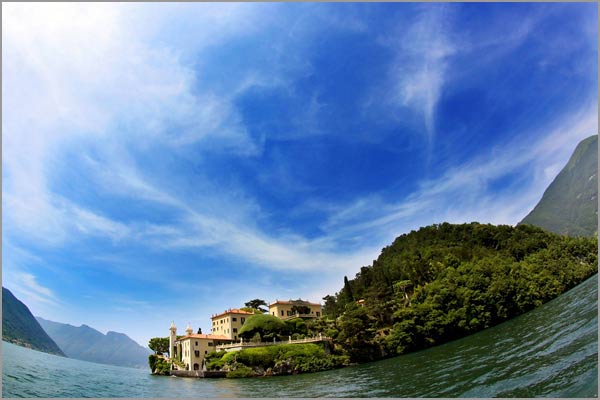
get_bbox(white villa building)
[169,299,323,371]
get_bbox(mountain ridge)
[2,287,65,356]
[36,316,152,369]
[519,134,598,236]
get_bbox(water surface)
[3,275,597,397]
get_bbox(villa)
[210,308,254,341]
[269,300,322,320]
[169,322,232,371]
[169,299,323,371]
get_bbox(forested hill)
[321,223,597,362]
[36,317,152,369]
[519,134,598,237]
[2,287,65,356]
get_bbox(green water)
[2,275,597,397]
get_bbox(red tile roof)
[269,300,322,307]
[177,334,231,341]
[211,308,254,319]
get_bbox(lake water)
[2,274,597,397]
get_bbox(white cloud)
[388,5,457,144]
[2,269,62,320]
[3,4,596,338]
[1,3,263,246]
[322,102,598,244]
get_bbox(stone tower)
[185,322,193,336]
[169,321,177,360]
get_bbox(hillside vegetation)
[204,343,349,378]
[520,134,598,237]
[2,287,65,356]
[321,223,597,362]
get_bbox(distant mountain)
[2,287,65,356]
[36,317,152,369]
[520,135,598,237]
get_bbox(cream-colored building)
[168,299,322,371]
[210,308,253,341]
[170,322,231,371]
[269,300,322,320]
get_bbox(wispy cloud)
[321,102,598,244]
[2,3,262,244]
[385,5,457,145]
[3,3,596,347]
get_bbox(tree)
[238,314,287,341]
[240,307,265,314]
[197,328,202,334]
[393,279,413,307]
[290,299,311,315]
[343,276,354,303]
[244,299,268,313]
[148,337,169,355]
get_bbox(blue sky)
[2,3,597,347]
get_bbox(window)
[195,341,198,346]
[281,310,284,316]
[287,310,292,316]
[205,350,208,354]
[241,317,245,324]
[272,312,275,316]
[234,335,237,340]
[232,317,237,322]
[316,312,320,317]
[233,328,238,333]
[208,342,213,346]
[194,350,199,357]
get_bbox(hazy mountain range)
[36,317,152,369]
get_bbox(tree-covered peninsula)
[148,223,597,378]
[321,222,597,363]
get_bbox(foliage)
[321,223,597,362]
[244,299,268,313]
[148,337,169,355]
[204,350,228,370]
[285,318,308,336]
[148,354,171,375]
[226,366,255,378]
[290,299,312,315]
[238,314,288,340]
[240,307,265,314]
[2,288,65,357]
[207,343,349,377]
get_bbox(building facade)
[210,308,253,341]
[268,300,322,320]
[170,322,231,371]
[168,299,323,370]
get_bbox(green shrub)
[237,346,277,368]
[238,314,288,340]
[221,351,238,364]
[148,354,158,371]
[226,366,255,378]
[285,318,308,335]
[148,354,171,375]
